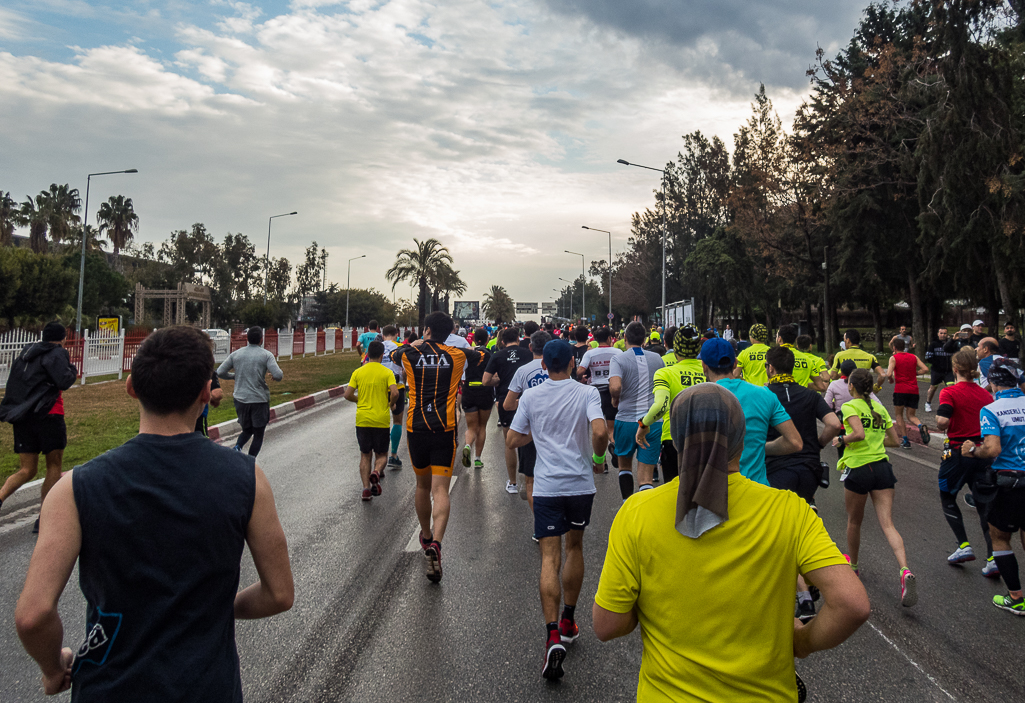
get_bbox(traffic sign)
[591,314,595,321]
[607,312,614,320]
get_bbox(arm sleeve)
[980,407,1000,437]
[795,498,848,574]
[925,343,935,361]
[267,353,284,381]
[509,392,531,435]
[216,354,234,379]
[594,508,641,614]
[936,404,955,419]
[643,373,672,427]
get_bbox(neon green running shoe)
[992,594,1025,616]
[473,459,484,469]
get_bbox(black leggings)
[941,490,993,557]
[660,440,679,483]
[237,426,266,457]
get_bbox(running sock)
[390,425,402,453]
[618,471,634,500]
[638,483,654,491]
[546,622,559,639]
[561,604,576,623]
[993,551,1021,592]
[940,491,968,544]
[797,591,812,605]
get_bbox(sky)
[0,0,867,312]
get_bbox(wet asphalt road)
[1,387,1024,702]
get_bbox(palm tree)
[385,237,453,330]
[0,191,18,246]
[434,264,467,316]
[96,194,139,269]
[20,195,48,253]
[483,285,516,323]
[43,183,81,245]
[67,224,107,253]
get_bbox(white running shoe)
[947,544,976,564]
[505,480,518,494]
[924,402,933,413]
[982,559,1001,578]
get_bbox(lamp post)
[345,255,366,329]
[559,277,575,319]
[565,250,585,324]
[263,211,297,304]
[618,158,667,324]
[552,289,561,319]
[582,225,612,321]
[77,168,138,333]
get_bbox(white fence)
[0,329,41,388]
[80,329,125,384]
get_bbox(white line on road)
[403,476,459,552]
[0,506,40,537]
[868,621,957,701]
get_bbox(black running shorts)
[356,426,390,455]
[12,415,67,455]
[930,370,955,387]
[497,394,516,427]
[598,386,618,422]
[234,400,270,430]
[391,386,407,415]
[988,486,1025,534]
[892,393,919,410]
[842,460,897,495]
[518,440,537,477]
[768,461,819,505]
[407,430,457,477]
[461,387,495,412]
[533,493,595,538]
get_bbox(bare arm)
[936,415,950,432]
[962,434,1002,460]
[883,425,900,448]
[836,414,865,445]
[885,357,896,384]
[15,475,81,695]
[810,372,829,393]
[482,371,499,387]
[389,384,399,404]
[765,419,801,456]
[591,418,610,473]
[210,387,224,408]
[794,564,870,658]
[608,377,622,406]
[506,427,532,449]
[342,385,357,403]
[818,412,843,448]
[234,465,294,619]
[503,390,521,412]
[592,603,638,642]
[916,357,930,375]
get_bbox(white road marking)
[0,506,40,537]
[868,621,957,701]
[403,476,459,552]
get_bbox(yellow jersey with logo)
[737,343,770,386]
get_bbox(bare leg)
[540,536,563,623]
[501,427,517,485]
[636,461,654,486]
[907,408,922,431]
[464,410,479,451]
[475,407,492,458]
[562,530,585,607]
[845,489,868,566]
[893,406,907,439]
[870,489,908,570]
[414,471,434,539]
[41,450,63,504]
[431,474,453,542]
[359,452,372,489]
[926,384,938,405]
[526,476,534,511]
[374,452,387,475]
[0,454,40,503]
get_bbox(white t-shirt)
[608,347,665,421]
[445,333,471,349]
[510,378,603,497]
[382,339,403,382]
[508,358,549,395]
[579,346,622,388]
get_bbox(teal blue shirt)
[715,378,791,486]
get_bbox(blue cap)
[698,337,735,369]
[543,339,574,372]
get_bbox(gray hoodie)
[216,344,283,404]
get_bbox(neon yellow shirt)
[661,351,678,369]
[803,350,828,384]
[590,340,599,348]
[486,338,498,350]
[780,344,815,387]
[595,475,848,703]
[348,362,397,428]
[838,398,893,470]
[614,339,627,351]
[830,346,879,375]
[644,359,706,442]
[736,343,770,386]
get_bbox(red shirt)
[938,381,993,441]
[892,352,920,394]
[49,391,64,416]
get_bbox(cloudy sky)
[1,0,866,312]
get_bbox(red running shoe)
[361,488,372,502]
[370,472,382,496]
[425,540,442,583]
[558,618,579,644]
[542,631,566,680]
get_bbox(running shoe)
[652,466,660,483]
[474,459,484,470]
[963,493,977,509]
[992,594,1025,616]
[559,618,579,643]
[947,544,975,564]
[418,531,433,551]
[531,534,539,544]
[370,483,382,497]
[234,445,243,452]
[505,480,518,494]
[796,599,816,624]
[845,554,859,576]
[32,517,39,534]
[918,424,931,445]
[369,471,381,494]
[361,488,372,502]
[900,568,917,607]
[542,632,566,680]
[603,462,609,474]
[982,558,1001,578]
[924,402,933,413]
[611,453,619,469]
[386,455,400,468]
[900,437,912,449]
[425,540,442,583]
[461,444,471,468]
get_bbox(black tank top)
[71,432,256,702]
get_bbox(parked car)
[203,328,231,363]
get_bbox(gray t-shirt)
[216,344,283,404]
[608,347,665,421]
[895,333,913,350]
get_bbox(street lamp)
[565,250,585,324]
[552,289,562,319]
[582,225,612,321]
[559,277,575,319]
[77,168,138,333]
[263,211,298,304]
[345,254,366,328]
[618,158,668,323]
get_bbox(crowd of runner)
[3,313,1025,700]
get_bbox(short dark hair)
[891,337,906,352]
[766,345,795,375]
[595,326,612,344]
[530,330,552,355]
[131,327,214,415]
[575,326,590,343]
[778,324,798,345]
[501,328,520,345]
[404,329,417,342]
[424,312,454,340]
[625,321,646,346]
[367,340,385,359]
[739,328,749,340]
[247,326,263,344]
[796,334,813,350]
[524,321,540,337]
[382,324,398,337]
[42,321,66,342]
[845,328,861,345]
[368,320,379,331]
[473,328,488,345]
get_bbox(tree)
[0,246,23,318]
[96,195,139,269]
[0,191,17,246]
[20,195,48,253]
[295,241,325,303]
[61,249,130,320]
[66,224,108,254]
[265,257,291,303]
[3,249,74,326]
[42,183,81,246]
[483,285,515,323]
[385,238,453,329]
[433,263,466,315]
[158,223,218,286]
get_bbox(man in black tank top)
[15,326,294,701]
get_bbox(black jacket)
[0,342,77,423]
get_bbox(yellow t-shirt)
[780,344,815,387]
[829,346,879,375]
[838,398,893,471]
[647,360,706,443]
[736,343,770,386]
[803,350,828,385]
[661,351,678,369]
[349,362,396,428]
[595,474,847,702]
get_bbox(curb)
[207,385,348,441]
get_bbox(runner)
[831,368,918,607]
[797,334,829,389]
[885,336,932,449]
[924,327,954,412]
[390,311,486,583]
[776,324,828,391]
[935,348,998,574]
[217,326,283,458]
[520,321,540,349]
[609,322,665,498]
[734,324,770,387]
[895,325,914,352]
[194,371,223,437]
[343,341,398,501]
[357,320,382,356]
[461,328,494,470]
[381,325,406,469]
[735,327,752,354]
[704,338,801,487]
[505,339,608,679]
[639,325,705,485]
[963,358,1025,614]
[661,326,678,365]
[644,330,666,356]
[0,322,77,532]
[976,338,1001,391]
[577,327,622,470]
[482,328,532,494]
[829,329,885,386]
[503,330,553,511]
[571,326,590,370]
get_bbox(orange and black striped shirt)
[391,341,485,433]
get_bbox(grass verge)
[0,351,362,484]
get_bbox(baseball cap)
[649,331,661,342]
[972,319,985,327]
[542,339,574,373]
[988,357,1022,388]
[959,323,972,331]
[698,337,736,370]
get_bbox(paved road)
[1,390,1023,702]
